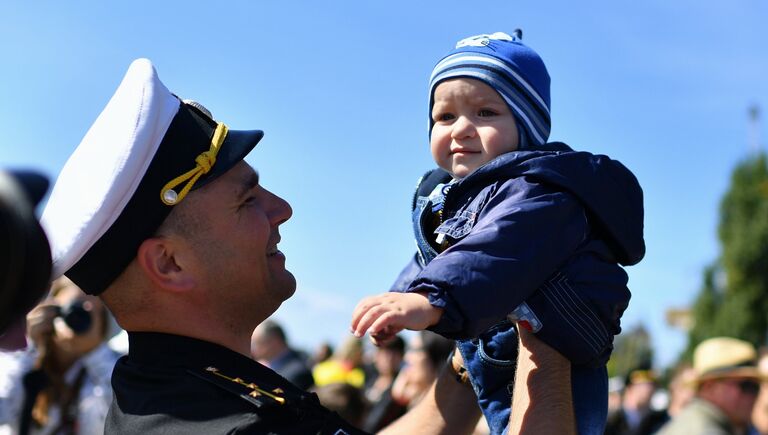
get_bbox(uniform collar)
[125,331,303,393]
[128,332,250,369]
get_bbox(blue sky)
[2,1,766,368]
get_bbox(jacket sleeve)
[389,253,424,292]
[404,177,589,339]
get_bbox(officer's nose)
[266,190,292,226]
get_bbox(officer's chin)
[282,272,297,300]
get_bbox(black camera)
[54,300,92,334]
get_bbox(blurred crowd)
[605,338,768,435]
[3,280,768,435]
[251,320,457,433]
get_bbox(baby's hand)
[350,292,444,344]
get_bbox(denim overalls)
[411,182,607,435]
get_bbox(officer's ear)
[136,236,195,292]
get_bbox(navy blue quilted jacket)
[391,142,645,366]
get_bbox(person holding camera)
[0,277,120,435]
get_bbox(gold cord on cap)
[160,122,228,205]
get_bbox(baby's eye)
[434,112,455,122]
[478,109,498,117]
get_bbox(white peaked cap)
[41,59,263,295]
[42,59,178,282]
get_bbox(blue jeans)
[456,322,607,435]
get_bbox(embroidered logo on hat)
[455,31,516,48]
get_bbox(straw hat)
[693,337,762,383]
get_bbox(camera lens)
[59,300,92,334]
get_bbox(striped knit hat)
[429,31,551,148]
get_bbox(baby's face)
[431,78,519,178]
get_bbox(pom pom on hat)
[429,30,551,148]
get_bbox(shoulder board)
[188,366,289,409]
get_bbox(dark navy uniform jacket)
[106,332,367,434]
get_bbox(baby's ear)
[136,237,195,292]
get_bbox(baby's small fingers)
[369,331,388,347]
[353,303,390,338]
[350,296,381,333]
[368,312,402,337]
[374,332,397,346]
[370,328,397,346]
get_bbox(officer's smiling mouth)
[267,237,282,257]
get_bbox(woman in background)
[0,277,120,435]
[391,331,454,408]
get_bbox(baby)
[351,31,644,434]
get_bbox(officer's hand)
[350,292,443,344]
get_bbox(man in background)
[605,370,669,435]
[659,337,763,435]
[750,351,768,434]
[251,319,314,390]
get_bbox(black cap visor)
[194,128,263,190]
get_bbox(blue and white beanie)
[429,31,551,148]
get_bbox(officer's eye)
[238,196,258,210]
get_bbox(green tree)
[683,264,723,361]
[685,152,768,357]
[717,152,768,344]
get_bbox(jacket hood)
[453,142,645,266]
